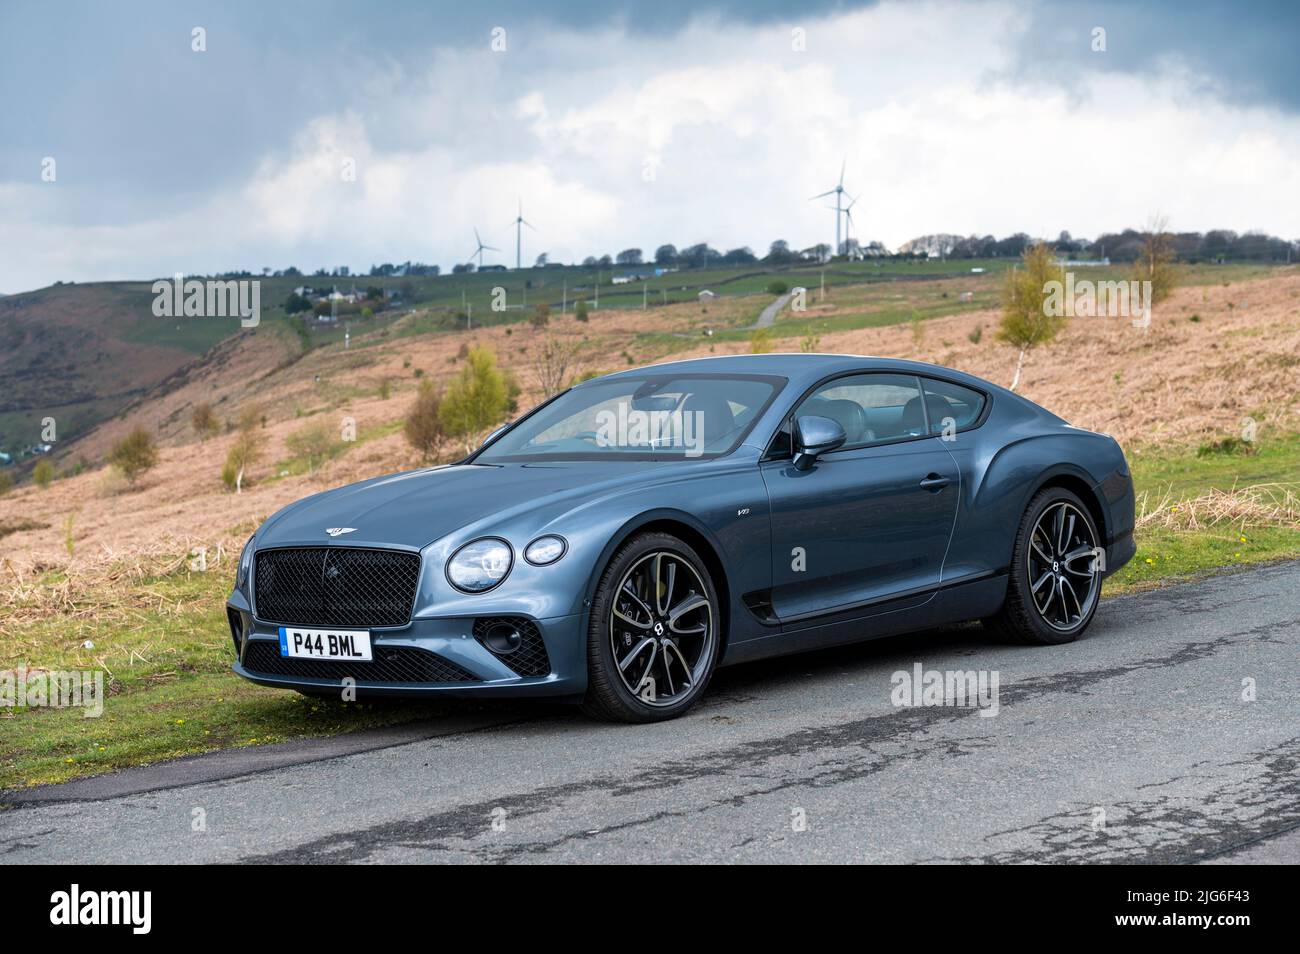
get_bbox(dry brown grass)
[1136,482,1300,532]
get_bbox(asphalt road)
[2,562,1297,864]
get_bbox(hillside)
[0,263,1295,575]
[0,260,1018,455]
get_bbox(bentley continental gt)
[228,354,1135,722]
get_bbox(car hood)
[255,461,681,550]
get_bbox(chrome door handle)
[919,474,951,491]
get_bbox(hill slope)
[0,265,1295,574]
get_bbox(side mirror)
[793,415,846,470]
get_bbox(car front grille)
[241,639,478,683]
[473,617,552,678]
[253,547,420,628]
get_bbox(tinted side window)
[794,373,926,449]
[920,378,986,436]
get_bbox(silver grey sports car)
[227,353,1135,721]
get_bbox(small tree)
[1134,213,1177,307]
[0,471,12,497]
[191,402,220,442]
[529,303,551,329]
[574,298,589,322]
[109,426,159,487]
[222,428,262,493]
[32,458,56,488]
[286,420,339,474]
[997,243,1064,391]
[234,404,262,433]
[533,334,580,397]
[749,328,773,354]
[404,382,446,462]
[440,345,511,453]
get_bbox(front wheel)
[989,487,1104,645]
[582,532,720,722]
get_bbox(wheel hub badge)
[653,621,665,636]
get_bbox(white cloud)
[2,0,1297,291]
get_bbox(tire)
[987,487,1103,646]
[581,532,721,722]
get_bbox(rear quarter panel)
[940,396,1132,584]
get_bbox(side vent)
[742,590,779,625]
[473,617,551,678]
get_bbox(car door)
[759,372,959,624]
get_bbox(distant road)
[2,562,1297,863]
[748,291,791,330]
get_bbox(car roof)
[600,352,1005,394]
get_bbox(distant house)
[479,264,508,273]
[698,289,717,301]
[293,285,315,297]
[611,275,634,285]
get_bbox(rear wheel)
[582,532,720,722]
[989,487,1103,645]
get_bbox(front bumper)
[226,588,587,698]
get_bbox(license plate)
[278,626,372,661]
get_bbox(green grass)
[1104,431,1300,593]
[0,567,462,790]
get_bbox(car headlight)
[236,535,255,588]
[446,538,513,593]
[524,535,567,566]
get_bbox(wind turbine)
[810,160,851,260]
[842,194,859,258]
[508,199,536,271]
[470,227,499,269]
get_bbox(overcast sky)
[1,0,1297,292]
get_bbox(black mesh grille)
[242,639,478,683]
[473,617,552,678]
[253,547,420,627]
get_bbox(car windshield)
[475,373,785,462]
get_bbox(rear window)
[920,378,986,436]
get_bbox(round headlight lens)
[524,535,567,566]
[237,535,255,587]
[447,538,513,593]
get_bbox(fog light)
[482,622,522,655]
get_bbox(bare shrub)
[191,402,220,442]
[532,334,580,397]
[404,382,446,462]
[108,427,159,487]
